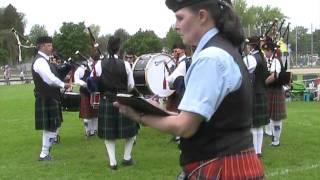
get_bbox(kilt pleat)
[79,93,98,118]
[35,97,62,131]
[253,93,269,127]
[267,88,287,121]
[184,148,264,180]
[97,96,138,140]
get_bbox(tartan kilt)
[183,148,264,180]
[267,88,287,121]
[79,93,98,119]
[97,96,138,140]
[253,93,269,127]
[35,97,63,132]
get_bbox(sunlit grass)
[0,84,319,179]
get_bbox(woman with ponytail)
[93,36,138,170]
[115,0,264,179]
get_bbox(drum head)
[145,53,175,97]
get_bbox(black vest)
[31,53,61,100]
[252,51,268,94]
[179,34,253,165]
[100,58,128,95]
[79,69,91,95]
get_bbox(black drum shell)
[61,92,80,111]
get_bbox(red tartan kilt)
[267,88,287,121]
[79,94,98,118]
[184,148,264,180]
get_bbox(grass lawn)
[0,84,320,180]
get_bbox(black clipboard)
[116,94,170,116]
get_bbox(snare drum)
[61,92,80,111]
[90,92,100,109]
[133,53,175,97]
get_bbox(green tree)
[0,4,26,65]
[0,4,25,33]
[0,47,9,65]
[123,29,162,56]
[97,34,111,55]
[293,26,309,54]
[87,24,100,38]
[234,0,285,37]
[114,28,130,48]
[53,22,90,61]
[28,24,48,45]
[0,29,9,65]
[164,26,183,52]
[312,29,320,56]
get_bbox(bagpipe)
[262,18,292,86]
[54,56,81,112]
[86,27,103,109]
[11,28,36,63]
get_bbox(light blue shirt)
[178,27,242,121]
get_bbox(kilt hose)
[253,93,269,127]
[79,93,98,119]
[183,148,264,180]
[97,96,138,140]
[267,88,287,121]
[35,97,63,132]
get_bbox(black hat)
[261,41,278,51]
[36,36,53,45]
[247,36,260,45]
[166,0,216,12]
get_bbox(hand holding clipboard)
[116,94,170,116]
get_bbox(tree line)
[0,1,319,66]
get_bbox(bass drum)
[133,53,175,97]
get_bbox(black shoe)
[38,155,52,161]
[85,132,95,138]
[257,153,263,158]
[122,158,134,166]
[109,165,118,170]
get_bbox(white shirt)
[74,65,87,87]
[269,58,281,75]
[167,54,187,86]
[91,56,135,91]
[243,54,257,73]
[33,51,65,88]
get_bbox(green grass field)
[0,84,320,180]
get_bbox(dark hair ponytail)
[107,36,120,58]
[190,0,245,47]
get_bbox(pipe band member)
[115,0,264,179]
[74,58,98,137]
[32,36,71,161]
[92,36,138,170]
